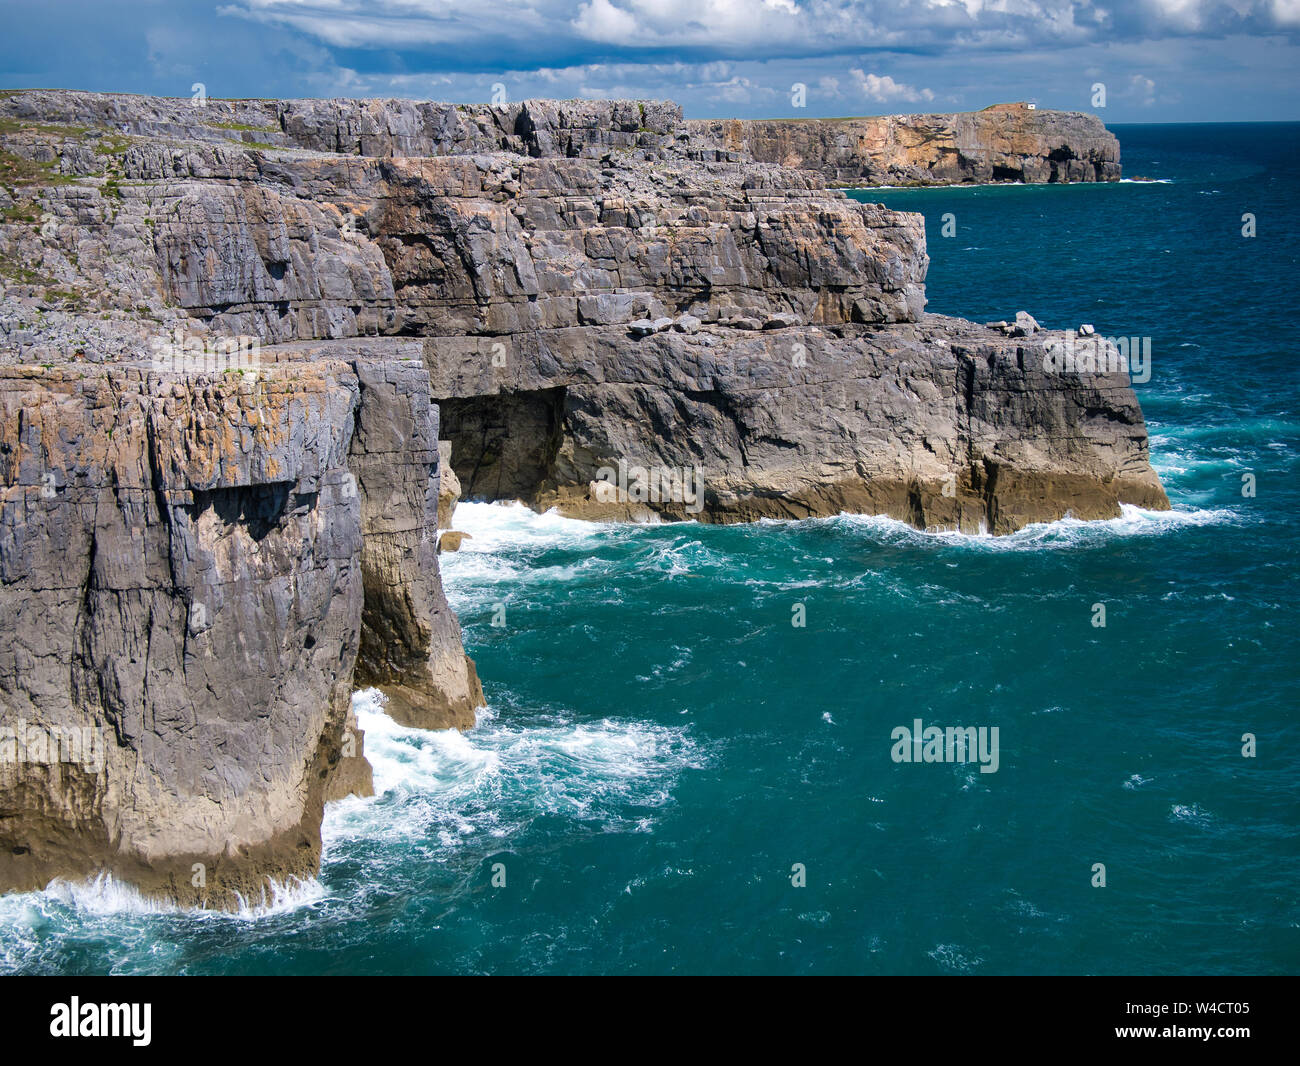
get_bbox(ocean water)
[2,123,1297,975]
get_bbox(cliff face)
[0,346,480,907]
[689,103,1121,186]
[0,90,1163,905]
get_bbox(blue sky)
[2,1,1297,120]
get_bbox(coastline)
[0,90,1165,908]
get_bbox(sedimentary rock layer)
[688,103,1121,186]
[0,90,690,160]
[422,315,1166,533]
[0,90,1163,530]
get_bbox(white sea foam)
[1169,803,1215,828]
[635,645,694,682]
[445,494,1240,569]
[228,877,326,918]
[0,868,326,938]
[443,502,738,587]
[640,537,726,578]
[928,943,984,972]
[1148,433,1250,477]
[442,501,608,552]
[848,176,1172,192]
[828,502,1238,551]
[44,873,179,915]
[848,179,1100,191]
[436,502,624,598]
[323,690,706,858]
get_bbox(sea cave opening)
[434,387,567,504]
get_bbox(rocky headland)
[0,90,1164,907]
[688,102,1121,186]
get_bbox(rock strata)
[688,102,1121,186]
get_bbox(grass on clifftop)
[0,258,55,287]
[0,148,77,189]
[0,117,97,188]
[0,118,91,138]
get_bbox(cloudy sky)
[2,0,1297,120]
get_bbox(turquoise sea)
[2,123,1297,975]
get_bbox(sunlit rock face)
[688,102,1122,186]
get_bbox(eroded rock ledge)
[0,89,1162,906]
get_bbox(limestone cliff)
[688,103,1121,186]
[0,89,1163,905]
[0,346,481,907]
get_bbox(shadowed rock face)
[688,103,1121,186]
[348,355,484,730]
[422,317,1166,533]
[0,89,1163,905]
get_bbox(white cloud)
[570,0,812,48]
[1147,0,1207,28]
[573,0,642,40]
[1271,0,1300,25]
[1127,73,1158,105]
[220,0,1300,70]
[210,0,1300,124]
[849,69,936,103]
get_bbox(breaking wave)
[325,690,707,859]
